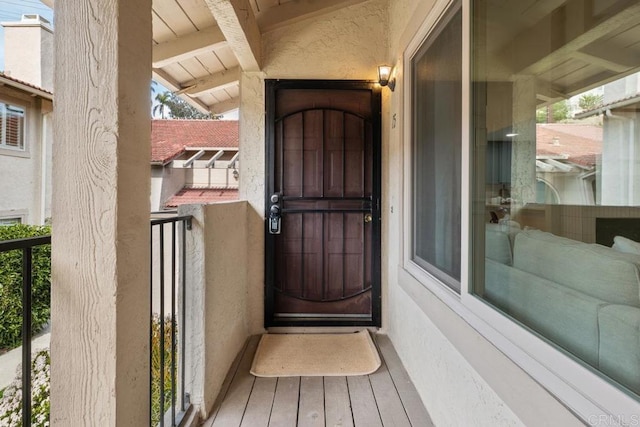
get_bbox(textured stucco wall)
[0,88,46,224]
[180,202,250,418]
[3,21,54,91]
[262,0,388,79]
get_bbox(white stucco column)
[239,71,266,334]
[51,0,152,425]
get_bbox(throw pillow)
[612,235,640,255]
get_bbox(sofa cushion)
[513,230,640,306]
[485,259,602,367]
[485,223,514,265]
[598,304,640,395]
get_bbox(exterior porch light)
[378,65,395,91]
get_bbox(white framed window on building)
[408,0,462,293]
[0,101,25,151]
[404,0,640,421]
[0,217,22,226]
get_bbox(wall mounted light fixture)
[378,65,396,91]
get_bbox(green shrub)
[0,224,51,351]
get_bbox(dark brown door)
[265,80,381,327]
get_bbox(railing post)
[22,247,33,426]
[181,219,187,413]
[150,215,192,426]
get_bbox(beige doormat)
[250,330,381,377]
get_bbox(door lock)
[364,213,373,223]
[269,194,281,234]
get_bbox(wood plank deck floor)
[202,334,435,427]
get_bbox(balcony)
[1,210,431,426]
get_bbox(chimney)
[2,15,54,92]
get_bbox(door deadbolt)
[364,213,373,223]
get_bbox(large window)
[0,101,25,150]
[412,2,462,291]
[472,0,640,400]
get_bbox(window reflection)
[473,0,640,397]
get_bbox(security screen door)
[265,80,381,327]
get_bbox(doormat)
[250,330,381,377]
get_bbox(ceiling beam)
[256,0,369,33]
[179,67,241,96]
[152,68,211,114]
[210,97,239,115]
[504,0,640,76]
[204,0,261,71]
[152,26,227,68]
[571,51,631,73]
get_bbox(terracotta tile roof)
[151,119,239,164]
[164,188,239,208]
[536,124,602,168]
[0,72,53,97]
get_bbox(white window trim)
[401,0,640,423]
[0,209,27,224]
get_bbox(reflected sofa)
[484,227,640,395]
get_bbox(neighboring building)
[2,15,53,93]
[0,14,54,226]
[535,124,602,205]
[151,119,239,211]
[0,73,53,225]
[576,73,640,206]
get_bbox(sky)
[0,0,54,70]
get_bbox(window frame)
[405,0,464,295]
[0,101,26,151]
[0,210,27,225]
[0,95,30,158]
[403,0,464,297]
[401,0,640,421]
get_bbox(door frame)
[264,79,382,327]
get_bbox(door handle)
[269,193,281,234]
[364,213,373,223]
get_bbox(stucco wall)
[3,21,54,92]
[0,87,47,224]
[180,202,250,418]
[150,165,187,211]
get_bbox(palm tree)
[153,91,171,119]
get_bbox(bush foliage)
[0,224,51,351]
[0,317,175,426]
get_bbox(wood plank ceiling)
[151,0,640,114]
[151,0,366,115]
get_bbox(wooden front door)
[265,80,381,327]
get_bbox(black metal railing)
[150,215,192,427]
[0,234,51,426]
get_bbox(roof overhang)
[0,74,53,101]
